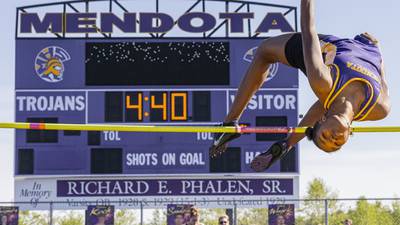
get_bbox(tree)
[146,209,166,225]
[19,210,49,225]
[198,208,227,224]
[115,209,137,225]
[298,177,342,225]
[391,200,400,224]
[237,208,268,225]
[55,211,84,225]
[348,198,395,225]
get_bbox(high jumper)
[210,0,391,172]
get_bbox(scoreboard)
[14,0,300,209]
[15,39,299,176]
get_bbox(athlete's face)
[313,115,350,152]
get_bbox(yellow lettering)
[346,61,379,82]
[347,62,354,68]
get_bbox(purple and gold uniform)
[320,34,383,121]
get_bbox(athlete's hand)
[209,121,241,158]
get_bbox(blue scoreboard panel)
[15,39,299,176]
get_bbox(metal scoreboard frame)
[14,0,300,209]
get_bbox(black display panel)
[91,148,122,174]
[105,92,123,122]
[64,130,81,136]
[88,131,101,146]
[210,147,241,173]
[26,118,58,143]
[18,149,34,175]
[280,147,297,172]
[256,116,288,141]
[192,91,211,121]
[86,42,230,86]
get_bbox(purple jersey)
[320,34,383,121]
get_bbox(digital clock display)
[15,39,299,176]
[104,91,212,122]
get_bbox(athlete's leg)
[224,33,295,123]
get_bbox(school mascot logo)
[34,46,71,83]
[243,46,279,82]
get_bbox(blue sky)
[0,0,399,202]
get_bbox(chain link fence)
[1,198,399,225]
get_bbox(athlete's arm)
[287,101,326,148]
[301,0,332,101]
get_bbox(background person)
[1,215,7,225]
[173,213,185,225]
[187,207,204,225]
[343,219,353,225]
[218,215,229,225]
[276,215,287,225]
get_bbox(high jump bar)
[0,122,399,133]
